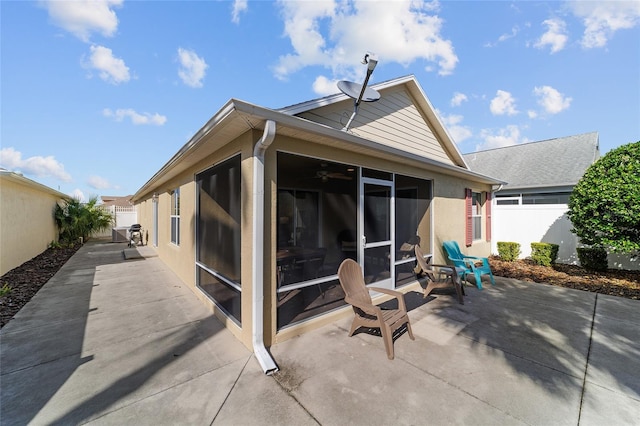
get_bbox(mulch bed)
[0,243,82,328]
[489,257,640,300]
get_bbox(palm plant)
[54,196,114,245]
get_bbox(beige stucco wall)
[133,128,494,349]
[134,133,255,347]
[431,174,493,264]
[0,173,65,276]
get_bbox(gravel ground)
[1,246,638,329]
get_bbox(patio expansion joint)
[457,332,587,383]
[0,349,95,377]
[75,355,255,425]
[577,293,598,424]
[80,317,213,354]
[400,356,531,425]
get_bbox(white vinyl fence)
[93,205,138,239]
[492,203,638,270]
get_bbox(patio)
[1,239,638,425]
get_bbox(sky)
[1,0,639,201]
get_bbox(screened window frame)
[195,154,243,326]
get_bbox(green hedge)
[530,242,559,266]
[497,242,520,261]
[577,247,608,272]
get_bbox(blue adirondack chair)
[442,241,495,289]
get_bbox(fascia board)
[133,96,504,202]
[132,101,238,201]
[277,75,417,115]
[233,100,504,186]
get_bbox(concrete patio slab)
[1,239,639,425]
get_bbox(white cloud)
[479,125,527,150]
[437,110,472,144]
[527,110,538,119]
[103,108,167,125]
[569,1,640,48]
[485,25,520,47]
[0,147,72,182]
[534,18,568,53]
[177,48,208,88]
[450,92,468,107]
[87,175,111,189]
[274,0,458,84]
[42,0,122,42]
[231,0,248,24]
[490,90,518,116]
[312,75,340,96]
[71,189,86,202]
[85,45,130,84]
[533,85,572,114]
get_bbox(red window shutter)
[465,188,472,247]
[485,191,492,242]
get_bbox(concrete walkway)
[1,239,639,425]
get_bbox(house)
[131,75,502,373]
[0,169,68,276]
[100,195,134,208]
[463,132,600,263]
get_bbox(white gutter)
[251,120,279,375]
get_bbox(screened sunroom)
[132,75,501,373]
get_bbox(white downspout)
[252,120,279,375]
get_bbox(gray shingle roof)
[462,132,600,190]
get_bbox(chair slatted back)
[337,259,372,306]
[414,244,434,278]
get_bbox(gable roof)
[133,77,502,202]
[278,75,468,168]
[463,132,600,191]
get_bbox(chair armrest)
[369,287,408,312]
[345,297,383,318]
[429,264,456,274]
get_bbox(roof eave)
[132,98,503,201]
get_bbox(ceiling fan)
[313,162,353,182]
[315,170,352,182]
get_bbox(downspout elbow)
[252,120,279,375]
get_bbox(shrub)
[577,247,608,272]
[568,141,640,256]
[531,242,559,266]
[497,242,520,261]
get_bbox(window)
[196,155,242,324]
[170,188,180,245]
[472,192,482,241]
[495,192,572,205]
[522,192,571,205]
[466,189,484,245]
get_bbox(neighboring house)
[99,195,137,234]
[131,75,502,372]
[463,132,600,264]
[101,195,134,208]
[0,169,67,276]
